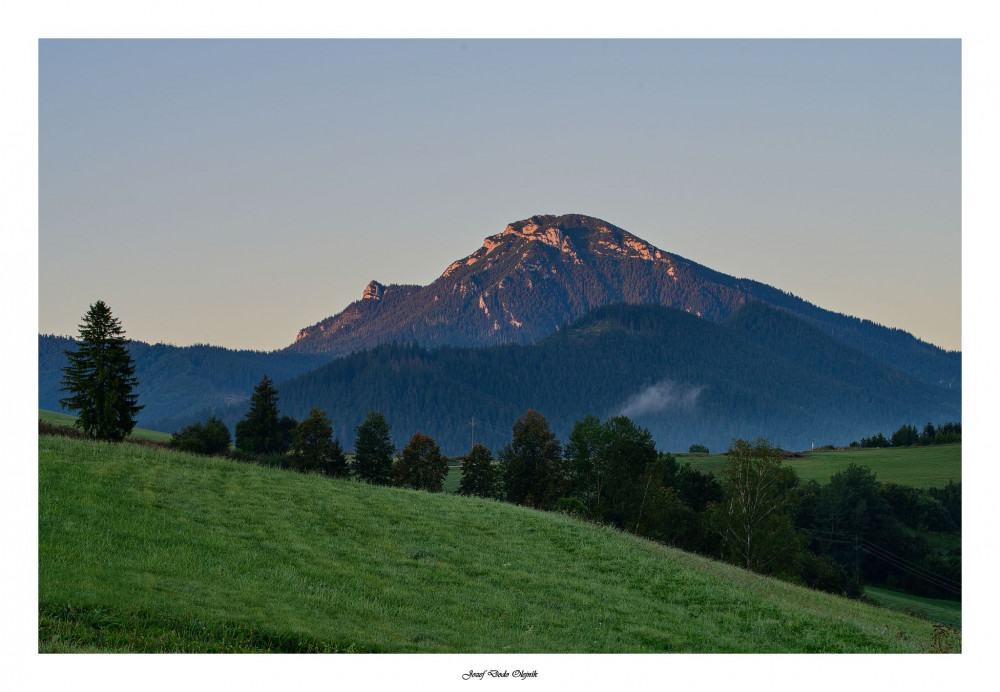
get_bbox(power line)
[861,539,961,586]
[861,546,961,595]
[805,534,853,546]
[796,526,961,595]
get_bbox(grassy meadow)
[39,409,172,444]
[864,586,962,630]
[39,434,959,653]
[676,444,960,489]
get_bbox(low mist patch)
[616,380,705,418]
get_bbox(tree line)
[852,422,961,448]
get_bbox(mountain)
[38,335,331,428]
[39,214,959,442]
[288,214,959,389]
[195,303,960,455]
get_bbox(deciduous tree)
[498,410,565,509]
[599,415,658,525]
[709,438,802,574]
[565,414,604,516]
[392,432,448,492]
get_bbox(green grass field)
[443,464,462,493]
[677,444,960,489]
[39,409,172,444]
[38,434,959,652]
[864,586,961,630]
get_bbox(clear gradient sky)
[38,39,961,351]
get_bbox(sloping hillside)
[38,435,956,652]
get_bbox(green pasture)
[39,434,957,653]
[678,444,960,489]
[864,586,961,630]
[39,409,172,444]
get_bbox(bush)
[688,444,709,454]
[798,551,859,598]
[257,453,292,470]
[129,437,170,451]
[170,416,231,456]
[556,497,587,517]
[227,448,256,463]
[39,419,83,439]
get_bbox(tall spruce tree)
[235,375,288,454]
[59,300,143,441]
[353,410,395,485]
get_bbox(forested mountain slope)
[188,303,959,455]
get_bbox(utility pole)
[470,417,476,451]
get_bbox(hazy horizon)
[39,39,961,351]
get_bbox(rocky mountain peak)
[362,280,385,301]
[440,214,673,279]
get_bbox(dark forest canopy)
[154,303,959,455]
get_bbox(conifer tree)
[353,410,395,484]
[457,443,497,499]
[59,300,143,441]
[291,408,348,476]
[235,375,288,454]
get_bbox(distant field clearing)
[677,444,960,489]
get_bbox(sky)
[39,39,961,351]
